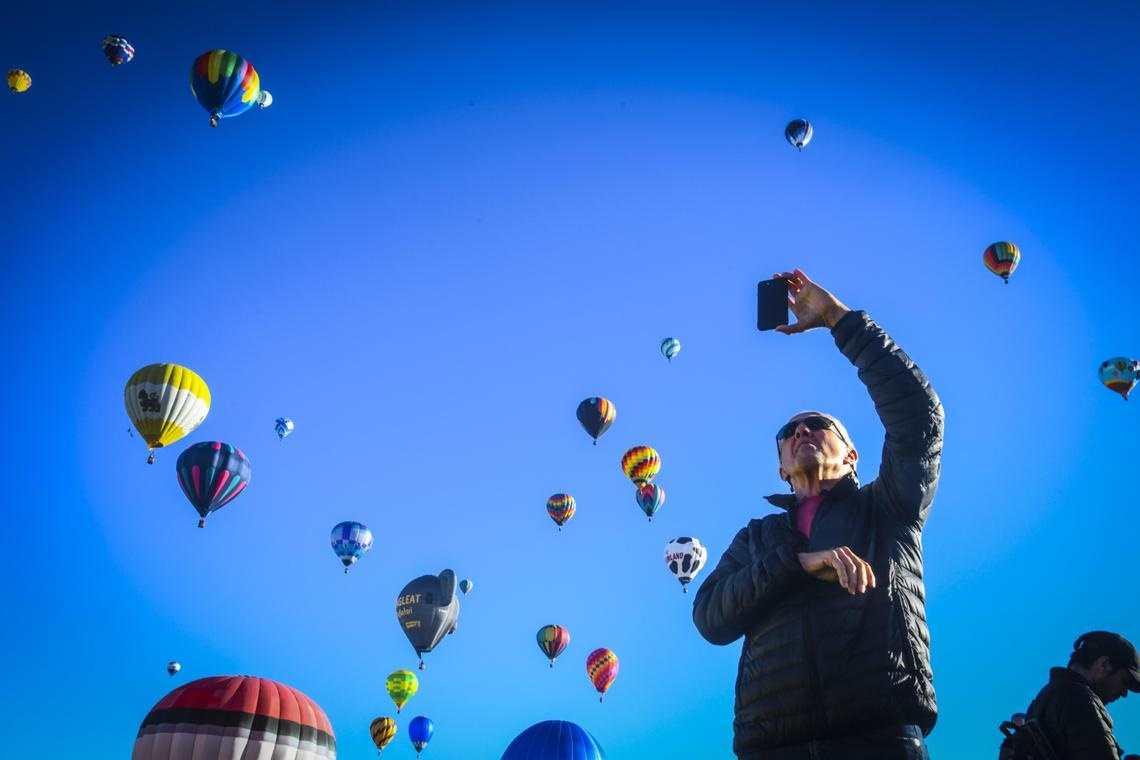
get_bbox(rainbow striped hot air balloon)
[621,446,660,487]
[175,442,251,527]
[189,50,262,127]
[132,675,336,759]
[537,624,570,667]
[125,363,211,463]
[635,483,665,521]
[546,493,576,531]
[6,69,31,93]
[983,241,1020,284]
[586,648,619,702]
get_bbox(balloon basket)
[198,519,206,528]
[418,661,425,671]
[147,453,155,464]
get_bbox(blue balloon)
[501,720,607,760]
[409,716,434,756]
[330,521,373,573]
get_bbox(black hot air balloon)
[395,569,461,669]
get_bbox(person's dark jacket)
[692,310,944,755]
[1026,668,1125,760]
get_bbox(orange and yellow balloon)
[621,446,660,487]
[586,648,619,702]
[7,69,31,93]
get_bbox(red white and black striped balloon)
[133,675,336,759]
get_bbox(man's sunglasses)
[775,415,850,447]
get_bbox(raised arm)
[692,524,805,645]
[832,310,944,524]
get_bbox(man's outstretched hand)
[798,547,876,594]
[773,269,851,334]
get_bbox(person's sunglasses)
[775,415,850,448]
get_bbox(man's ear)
[1093,655,1114,677]
[778,466,788,482]
[845,447,859,466]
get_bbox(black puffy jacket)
[692,311,944,755]
[1026,668,1126,760]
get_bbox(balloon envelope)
[165,661,180,677]
[664,536,707,590]
[132,675,336,759]
[175,442,252,527]
[189,50,261,126]
[634,483,665,520]
[576,398,615,444]
[537,625,570,666]
[459,579,473,594]
[660,337,681,361]
[103,35,135,65]
[6,69,31,93]
[586,648,618,700]
[386,670,419,712]
[275,417,294,439]
[621,446,660,487]
[396,570,461,665]
[547,493,576,528]
[1099,357,1140,400]
[370,717,397,752]
[785,119,812,149]
[330,521,373,571]
[501,720,607,760]
[983,241,1020,283]
[125,363,211,462]
[409,716,434,752]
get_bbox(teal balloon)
[660,337,681,362]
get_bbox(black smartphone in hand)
[757,278,789,331]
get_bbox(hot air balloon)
[664,537,707,592]
[103,35,135,65]
[396,570,461,668]
[125,363,211,463]
[175,442,251,528]
[785,119,812,150]
[258,90,273,108]
[1099,357,1140,400]
[576,397,616,445]
[331,521,373,573]
[635,483,665,521]
[660,337,681,362]
[547,493,576,531]
[189,50,262,127]
[386,670,419,713]
[586,648,618,702]
[501,720,608,760]
[983,241,1020,284]
[537,625,570,668]
[166,661,181,677]
[6,69,31,93]
[621,446,660,487]
[132,675,336,759]
[275,417,294,440]
[370,717,397,754]
[459,579,473,595]
[409,716,434,758]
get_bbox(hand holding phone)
[756,278,789,331]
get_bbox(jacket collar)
[764,473,859,512]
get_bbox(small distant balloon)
[635,483,665,521]
[386,670,419,713]
[331,521,373,573]
[166,661,181,677]
[370,717,397,753]
[7,69,31,93]
[664,537,707,592]
[103,35,135,65]
[660,337,681,362]
[1099,357,1140,400]
[275,417,294,440]
[408,716,434,757]
[537,624,570,667]
[785,119,812,150]
[586,648,619,702]
[257,89,273,108]
[983,241,1020,284]
[576,397,616,445]
[459,579,473,595]
[621,446,660,487]
[547,493,576,531]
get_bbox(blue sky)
[2,1,1139,757]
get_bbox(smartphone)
[757,278,789,331]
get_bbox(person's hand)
[798,547,876,594]
[772,269,851,334]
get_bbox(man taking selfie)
[693,269,944,759]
